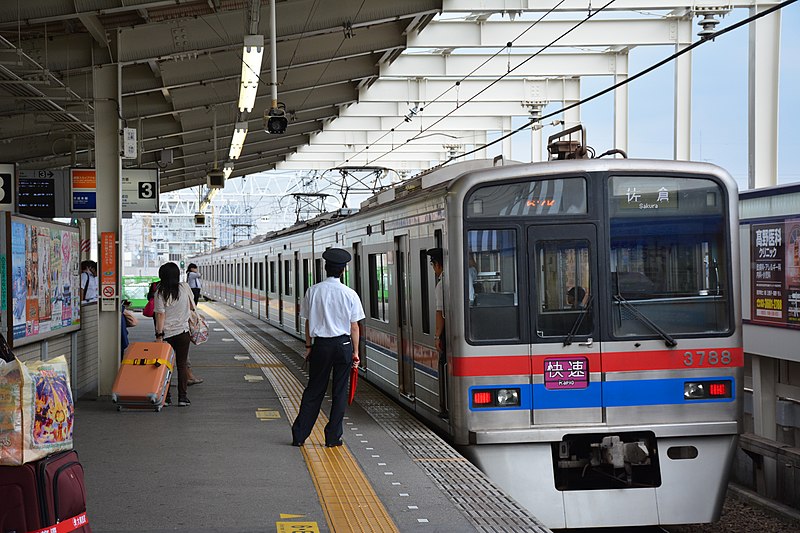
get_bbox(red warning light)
[709,382,728,397]
[473,391,493,406]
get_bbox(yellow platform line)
[204,306,399,533]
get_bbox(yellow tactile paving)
[203,306,399,533]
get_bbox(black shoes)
[325,441,343,448]
[291,441,304,447]
[178,397,191,407]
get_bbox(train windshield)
[466,229,520,341]
[608,175,731,336]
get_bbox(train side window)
[284,260,292,296]
[368,252,389,322]
[269,261,276,293]
[419,250,431,334]
[303,259,311,293]
[466,229,520,341]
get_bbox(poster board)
[751,218,800,328]
[1,213,81,347]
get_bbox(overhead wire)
[295,0,367,111]
[343,0,572,165]
[441,0,797,165]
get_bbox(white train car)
[196,156,742,529]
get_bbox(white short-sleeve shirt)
[80,272,98,302]
[153,282,193,338]
[301,277,365,338]
[434,275,444,316]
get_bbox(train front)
[444,159,742,529]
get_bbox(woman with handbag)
[153,262,195,407]
[147,279,203,387]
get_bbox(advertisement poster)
[11,222,26,339]
[4,214,80,346]
[751,219,800,327]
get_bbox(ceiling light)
[238,35,264,112]
[229,122,248,160]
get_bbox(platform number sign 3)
[139,181,156,200]
[0,172,11,204]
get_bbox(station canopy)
[0,0,441,192]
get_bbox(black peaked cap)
[323,248,351,266]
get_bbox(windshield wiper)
[613,294,677,347]
[563,295,593,347]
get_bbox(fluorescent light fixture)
[228,122,248,160]
[238,34,264,112]
[223,164,233,179]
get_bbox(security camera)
[265,108,288,134]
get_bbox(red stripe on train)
[451,347,744,377]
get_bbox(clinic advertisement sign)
[751,219,800,327]
[70,169,96,212]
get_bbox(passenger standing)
[291,248,365,448]
[153,262,193,407]
[186,263,202,305]
[79,261,98,303]
[427,248,448,419]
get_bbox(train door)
[295,252,301,333]
[395,235,415,399]
[248,258,254,313]
[277,254,284,324]
[527,224,601,425]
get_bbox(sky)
[532,4,800,192]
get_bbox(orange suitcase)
[111,342,175,411]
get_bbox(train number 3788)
[682,350,733,366]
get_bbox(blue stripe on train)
[469,378,736,411]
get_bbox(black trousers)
[291,335,353,446]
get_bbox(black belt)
[312,334,350,344]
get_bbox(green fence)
[121,276,159,309]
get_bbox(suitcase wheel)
[117,405,122,412]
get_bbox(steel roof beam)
[407,18,692,49]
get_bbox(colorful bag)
[142,298,155,318]
[186,283,208,345]
[0,355,74,465]
[188,309,209,345]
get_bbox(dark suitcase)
[0,461,42,533]
[0,450,90,533]
[38,450,91,532]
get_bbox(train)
[194,147,742,529]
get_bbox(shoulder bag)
[186,285,209,345]
[142,298,155,318]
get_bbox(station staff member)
[291,248,365,448]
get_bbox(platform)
[74,302,549,533]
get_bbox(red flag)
[348,366,358,405]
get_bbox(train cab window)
[284,260,292,296]
[466,229,519,341]
[368,252,390,322]
[536,240,593,338]
[608,176,731,336]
